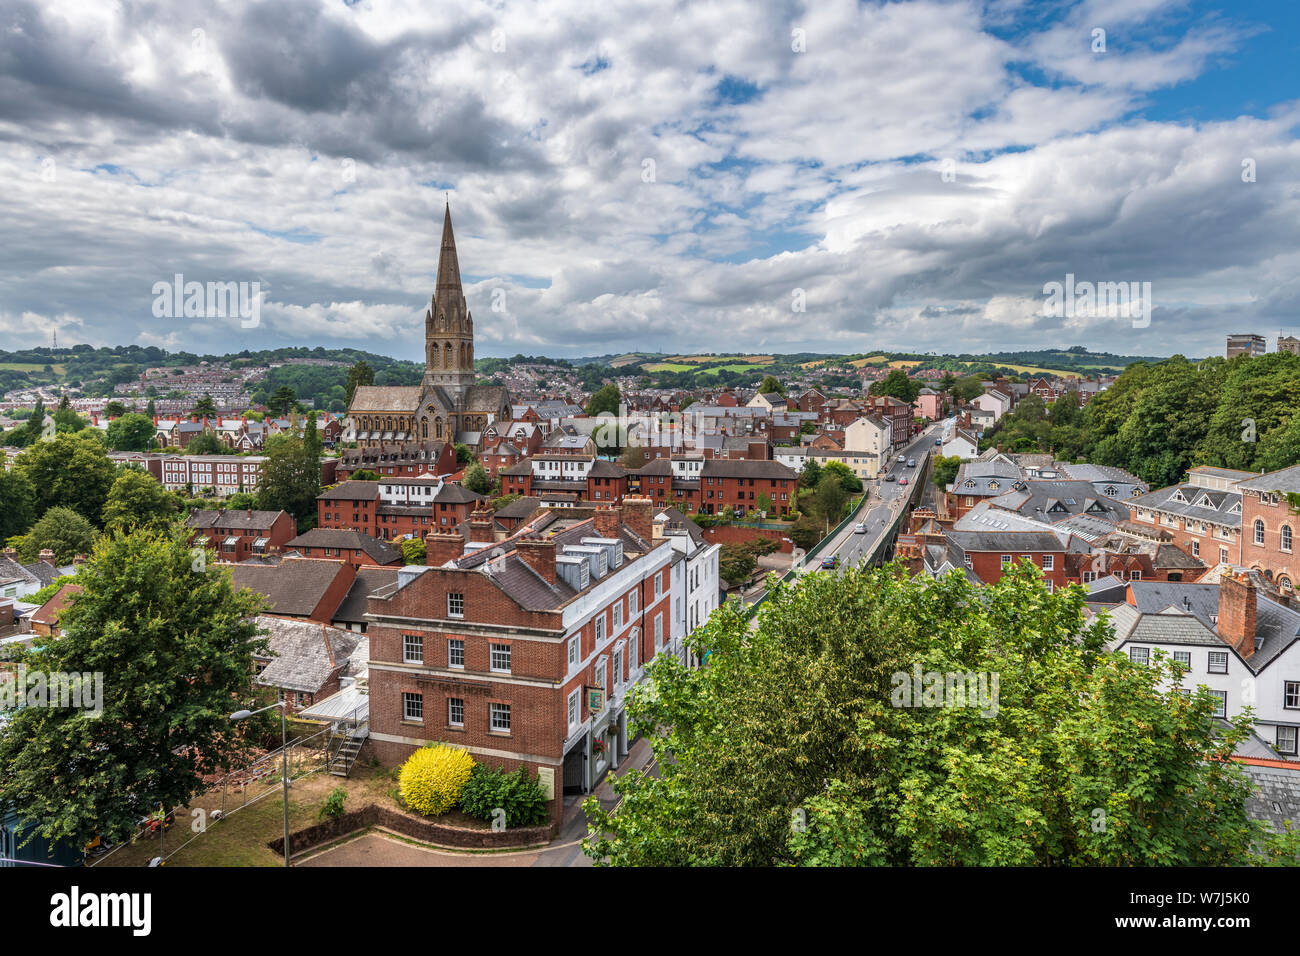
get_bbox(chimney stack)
[593,505,621,539]
[2,548,17,562]
[469,505,495,544]
[621,496,654,543]
[515,534,557,585]
[424,530,464,566]
[1217,569,1257,658]
[73,554,87,566]
[38,549,56,564]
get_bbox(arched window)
[1283,525,1293,552]
[444,343,452,368]
[1255,519,1265,545]
[435,417,443,440]
[421,420,428,439]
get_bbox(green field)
[0,362,66,375]
[695,363,769,376]
[641,362,695,372]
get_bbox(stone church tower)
[345,201,508,451]
[423,204,476,406]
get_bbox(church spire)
[436,202,462,297]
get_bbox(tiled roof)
[348,385,421,412]
[318,480,379,501]
[230,559,350,617]
[332,567,401,624]
[286,529,401,565]
[253,615,359,694]
[185,509,288,531]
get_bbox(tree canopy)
[584,563,1292,866]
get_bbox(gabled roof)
[230,559,352,617]
[286,529,402,565]
[253,615,360,694]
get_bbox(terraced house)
[1126,466,1249,568]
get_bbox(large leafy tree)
[105,412,156,451]
[0,463,36,540]
[586,383,622,417]
[462,462,491,496]
[192,394,218,418]
[585,564,1286,866]
[8,506,97,563]
[345,359,374,406]
[0,528,267,849]
[14,431,116,525]
[869,369,921,403]
[256,433,320,528]
[184,431,224,456]
[102,470,178,533]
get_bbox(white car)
[854,522,867,534]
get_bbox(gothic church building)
[347,205,507,450]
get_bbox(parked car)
[820,555,840,569]
[854,522,867,534]
[898,476,909,486]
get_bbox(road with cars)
[810,422,942,572]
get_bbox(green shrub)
[318,786,347,822]
[459,765,549,828]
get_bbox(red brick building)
[286,529,403,567]
[632,458,798,517]
[334,441,458,480]
[365,497,674,828]
[185,508,297,563]
[499,456,630,504]
[1237,465,1300,593]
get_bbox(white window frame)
[1207,651,1228,674]
[448,697,464,727]
[567,635,579,671]
[403,634,423,664]
[1172,650,1191,669]
[402,692,423,722]
[448,638,464,669]
[1277,725,1298,756]
[1129,646,1149,666]
[567,689,580,729]
[489,702,511,733]
[447,592,464,618]
[1042,554,1054,571]
[490,643,511,674]
[1208,690,1227,718]
[1283,681,1300,710]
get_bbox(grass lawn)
[96,761,404,868]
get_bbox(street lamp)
[230,700,290,868]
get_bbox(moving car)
[884,473,896,482]
[907,458,917,468]
[934,438,942,446]
[897,454,907,463]
[898,476,909,486]
[854,522,867,534]
[820,555,840,569]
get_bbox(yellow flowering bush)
[398,744,475,816]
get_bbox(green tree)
[758,375,785,396]
[813,471,848,521]
[104,400,127,418]
[401,537,427,565]
[0,527,267,849]
[102,470,178,533]
[267,386,297,417]
[586,383,622,417]
[789,514,822,551]
[0,466,37,540]
[583,563,1281,866]
[193,394,218,418]
[52,403,87,435]
[184,432,224,456]
[14,431,115,525]
[21,397,47,446]
[462,462,491,496]
[345,360,374,406]
[453,442,473,465]
[105,412,156,451]
[9,506,97,563]
[869,369,921,403]
[932,455,962,489]
[822,460,863,495]
[255,435,320,528]
[718,544,757,587]
[799,459,822,489]
[950,376,985,402]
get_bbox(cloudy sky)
[1,0,1297,362]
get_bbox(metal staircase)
[327,720,369,777]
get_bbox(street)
[814,421,942,571]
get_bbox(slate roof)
[253,615,360,694]
[230,559,350,617]
[348,385,422,412]
[699,459,797,480]
[332,567,401,625]
[1236,464,1300,495]
[186,509,288,531]
[1128,483,1242,529]
[1241,761,1300,833]
[286,529,402,565]
[988,480,1128,525]
[432,483,487,504]
[318,480,379,501]
[945,529,1073,553]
